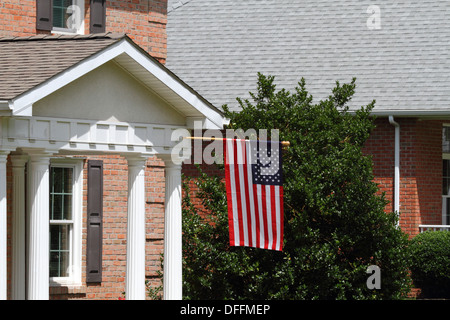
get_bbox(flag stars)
[251,141,283,186]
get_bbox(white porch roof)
[0,33,226,130]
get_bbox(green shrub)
[182,74,412,299]
[409,231,450,298]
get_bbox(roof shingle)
[167,0,450,114]
[0,32,125,100]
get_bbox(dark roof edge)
[345,109,450,119]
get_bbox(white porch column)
[27,152,52,300]
[10,155,28,300]
[125,156,147,300]
[0,150,11,300]
[162,158,182,300]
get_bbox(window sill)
[49,283,86,295]
[51,29,84,36]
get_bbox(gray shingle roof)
[0,32,124,100]
[167,0,450,114]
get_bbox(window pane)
[51,167,73,194]
[444,160,448,177]
[444,178,448,196]
[444,160,450,196]
[53,0,73,29]
[50,194,63,220]
[52,167,64,193]
[443,127,450,153]
[64,195,72,220]
[62,167,73,190]
[50,167,73,220]
[49,225,70,277]
[446,199,450,225]
[49,166,73,278]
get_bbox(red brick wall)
[103,0,167,63]
[410,120,443,225]
[0,0,36,36]
[6,155,165,300]
[364,117,444,237]
[78,154,165,300]
[363,118,396,214]
[0,0,167,63]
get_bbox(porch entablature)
[1,116,184,156]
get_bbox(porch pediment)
[33,60,186,126]
[0,33,226,130]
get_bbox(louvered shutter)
[86,160,103,283]
[90,0,106,33]
[36,0,53,31]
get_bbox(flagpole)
[184,136,290,147]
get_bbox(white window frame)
[51,0,85,35]
[49,159,83,287]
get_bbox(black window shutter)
[86,160,103,283]
[90,0,106,33]
[36,0,53,31]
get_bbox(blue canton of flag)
[251,140,283,186]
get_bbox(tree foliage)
[182,74,412,299]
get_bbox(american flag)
[224,138,284,251]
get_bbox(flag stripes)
[224,138,284,251]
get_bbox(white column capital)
[0,148,14,161]
[123,153,148,162]
[10,154,29,167]
[125,156,148,172]
[164,161,182,170]
[28,153,53,164]
[159,154,185,169]
[21,148,54,159]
